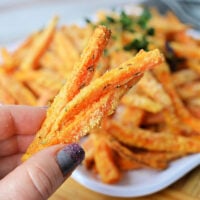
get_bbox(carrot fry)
[103,119,200,153]
[116,152,142,171]
[41,49,161,141]
[119,106,145,127]
[53,30,79,72]
[121,93,163,113]
[0,83,16,104]
[172,69,199,86]
[93,133,121,184]
[46,25,111,127]
[153,62,200,134]
[0,48,15,72]
[20,16,58,69]
[137,71,172,107]
[0,73,36,105]
[177,81,200,100]
[107,136,183,170]
[22,81,138,159]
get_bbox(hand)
[0,105,85,200]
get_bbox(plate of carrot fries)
[1,2,200,198]
[72,153,200,197]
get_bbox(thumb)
[0,143,85,200]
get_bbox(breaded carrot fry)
[39,51,66,75]
[43,49,162,137]
[0,83,16,104]
[121,93,163,113]
[92,133,121,184]
[116,152,142,171]
[120,106,145,127]
[0,33,37,72]
[23,48,163,160]
[187,98,200,107]
[172,69,199,86]
[26,81,48,97]
[153,62,200,134]
[36,90,56,106]
[20,16,58,69]
[186,60,200,75]
[0,48,15,72]
[23,81,138,159]
[46,25,111,128]
[177,81,200,100]
[137,71,172,107]
[162,107,192,135]
[171,42,200,59]
[187,104,200,119]
[103,119,200,153]
[53,30,79,71]
[0,73,36,105]
[107,136,183,170]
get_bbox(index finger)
[0,105,46,141]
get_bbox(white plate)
[72,153,200,197]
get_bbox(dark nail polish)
[56,143,85,176]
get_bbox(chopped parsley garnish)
[146,27,155,36]
[85,8,155,52]
[124,36,149,51]
[85,18,92,24]
[119,11,134,31]
[137,8,152,29]
[106,16,116,23]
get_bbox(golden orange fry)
[116,152,142,171]
[0,73,36,105]
[93,133,121,184]
[20,16,58,70]
[103,119,200,153]
[45,25,111,130]
[137,71,171,107]
[153,62,200,134]
[107,136,183,170]
[121,93,163,113]
[119,106,145,127]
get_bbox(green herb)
[85,18,91,24]
[137,8,151,29]
[124,36,149,51]
[119,11,133,31]
[146,27,155,36]
[106,16,116,23]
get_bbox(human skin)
[0,105,84,200]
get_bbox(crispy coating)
[22,43,163,160]
[103,119,200,153]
